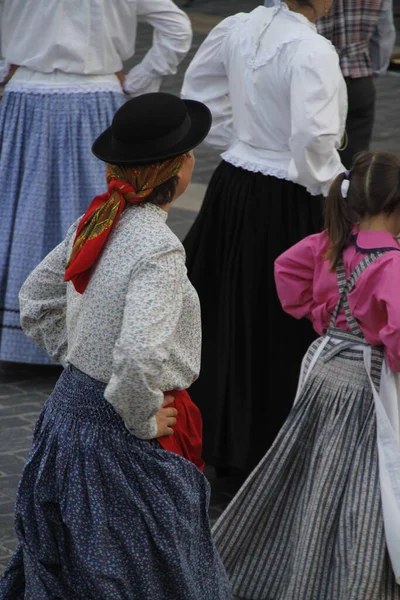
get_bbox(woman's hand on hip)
[155,395,177,438]
[2,64,19,85]
[115,71,126,90]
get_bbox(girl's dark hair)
[143,176,179,207]
[325,152,400,270]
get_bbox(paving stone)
[12,379,57,396]
[0,454,25,477]
[0,513,17,531]
[0,429,33,454]
[0,416,32,430]
[0,502,15,516]
[0,547,14,560]
[0,402,44,417]
[0,532,16,546]
[0,472,23,486]
[0,392,48,409]
[0,384,26,399]
[0,543,15,563]
[0,538,18,553]
[0,553,14,568]
[16,418,37,433]
[0,555,13,570]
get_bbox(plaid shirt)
[318,0,384,78]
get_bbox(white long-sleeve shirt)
[0,0,192,96]
[19,204,201,440]
[181,4,347,197]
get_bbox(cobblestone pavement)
[1,0,400,576]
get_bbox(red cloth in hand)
[157,390,205,472]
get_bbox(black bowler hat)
[92,92,212,165]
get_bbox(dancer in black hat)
[0,93,232,600]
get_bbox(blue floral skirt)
[0,89,125,364]
[0,365,231,599]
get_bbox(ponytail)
[324,172,353,271]
[324,153,400,271]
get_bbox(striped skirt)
[0,365,231,599]
[213,338,400,599]
[0,88,125,364]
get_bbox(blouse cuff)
[124,65,163,97]
[128,415,158,440]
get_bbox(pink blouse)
[274,228,400,372]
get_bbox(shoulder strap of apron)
[327,249,398,391]
[328,251,389,337]
[299,246,399,398]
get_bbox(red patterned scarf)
[65,156,186,293]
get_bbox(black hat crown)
[92,92,212,166]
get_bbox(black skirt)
[184,161,323,474]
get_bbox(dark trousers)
[340,76,376,169]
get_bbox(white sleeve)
[181,15,239,151]
[104,248,185,440]
[288,44,347,197]
[124,0,192,97]
[18,221,79,365]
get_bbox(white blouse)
[19,204,201,440]
[181,4,347,197]
[0,0,192,96]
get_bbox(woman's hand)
[2,64,19,85]
[115,71,126,90]
[155,395,178,438]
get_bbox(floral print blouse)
[19,203,201,439]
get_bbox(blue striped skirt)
[0,89,125,364]
[0,365,231,599]
[213,338,400,599]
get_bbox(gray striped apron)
[298,250,386,395]
[214,247,400,598]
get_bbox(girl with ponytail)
[213,152,400,598]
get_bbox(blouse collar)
[144,202,168,223]
[351,226,400,252]
[279,2,317,32]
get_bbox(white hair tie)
[341,179,350,199]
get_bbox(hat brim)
[92,99,212,166]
